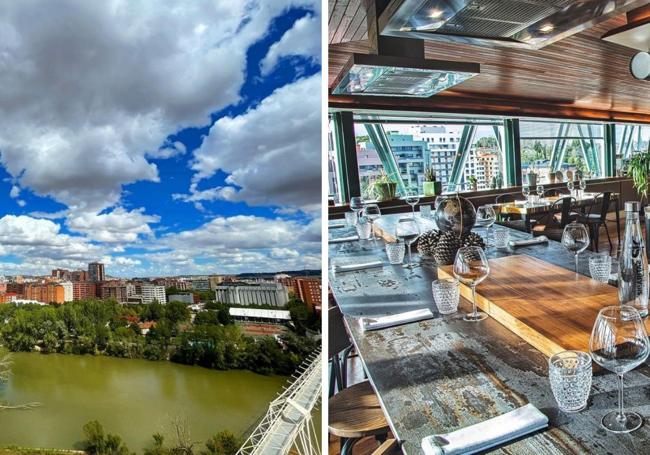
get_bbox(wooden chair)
[533,196,577,241]
[577,192,613,253]
[372,439,400,454]
[328,305,390,454]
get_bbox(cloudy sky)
[0,0,321,277]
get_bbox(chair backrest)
[593,192,612,221]
[544,188,564,197]
[495,193,515,204]
[550,196,577,227]
[328,304,351,360]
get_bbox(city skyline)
[0,1,322,277]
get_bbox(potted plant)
[422,167,442,196]
[628,150,650,206]
[467,175,478,191]
[372,170,398,201]
[527,169,538,187]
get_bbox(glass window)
[327,117,341,205]
[353,120,505,197]
[614,124,650,174]
[519,120,605,184]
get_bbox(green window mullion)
[503,119,522,187]
[604,123,616,177]
[448,125,477,191]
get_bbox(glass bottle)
[618,201,649,317]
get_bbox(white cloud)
[184,74,321,212]
[261,14,321,75]
[9,185,19,198]
[66,207,160,243]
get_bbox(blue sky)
[0,0,321,277]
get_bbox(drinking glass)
[562,222,590,273]
[385,241,405,265]
[453,246,489,322]
[432,279,460,315]
[589,254,612,283]
[350,196,364,219]
[590,305,650,433]
[522,185,530,204]
[395,218,420,269]
[344,211,358,227]
[567,180,574,194]
[362,204,381,240]
[356,217,372,240]
[579,179,587,198]
[420,204,432,218]
[493,228,510,249]
[536,185,545,200]
[476,205,497,247]
[404,189,420,219]
[549,350,592,413]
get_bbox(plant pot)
[470,182,478,191]
[549,173,556,184]
[527,173,538,187]
[374,182,397,201]
[422,181,442,196]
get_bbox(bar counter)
[328,214,650,454]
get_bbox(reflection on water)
[0,353,286,451]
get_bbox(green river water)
[0,353,287,451]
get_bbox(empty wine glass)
[404,189,420,218]
[536,184,545,200]
[579,179,587,197]
[362,204,381,240]
[562,222,590,273]
[590,305,650,433]
[395,218,420,270]
[453,246,489,322]
[476,205,497,247]
[567,180,574,195]
[350,197,364,219]
[522,185,530,204]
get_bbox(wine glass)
[536,185,545,201]
[562,222,590,273]
[404,189,420,219]
[567,180,574,195]
[362,204,381,241]
[453,246,489,322]
[350,197,364,219]
[395,218,420,270]
[579,179,587,198]
[522,185,530,205]
[590,305,649,433]
[476,205,497,247]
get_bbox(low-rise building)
[215,282,289,307]
[168,294,194,304]
[229,307,291,323]
[73,282,96,301]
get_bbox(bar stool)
[329,305,390,454]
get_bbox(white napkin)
[421,404,548,455]
[334,261,383,273]
[508,235,548,248]
[329,235,359,243]
[328,223,346,229]
[360,308,433,332]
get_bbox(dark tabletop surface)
[328,213,650,455]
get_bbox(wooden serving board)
[439,254,649,358]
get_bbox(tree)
[164,301,191,325]
[81,420,131,455]
[202,430,240,455]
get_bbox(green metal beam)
[604,123,616,177]
[331,112,360,202]
[549,123,569,172]
[364,123,408,196]
[576,124,600,176]
[503,119,522,187]
[447,125,477,192]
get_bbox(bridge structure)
[237,349,322,455]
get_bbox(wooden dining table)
[328,213,650,455]
[493,192,621,241]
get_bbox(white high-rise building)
[60,281,73,302]
[141,284,166,304]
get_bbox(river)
[0,353,287,451]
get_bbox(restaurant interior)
[327,1,650,454]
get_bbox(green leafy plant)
[370,169,399,201]
[467,176,477,185]
[628,151,650,203]
[424,167,437,182]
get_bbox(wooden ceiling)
[328,2,650,122]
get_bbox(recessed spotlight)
[540,24,554,33]
[429,9,444,19]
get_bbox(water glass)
[432,279,459,315]
[493,228,510,249]
[589,254,612,283]
[549,350,592,413]
[356,217,372,240]
[344,211,358,227]
[385,241,405,264]
[420,204,432,218]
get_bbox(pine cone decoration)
[417,229,442,257]
[462,232,486,250]
[433,231,461,265]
